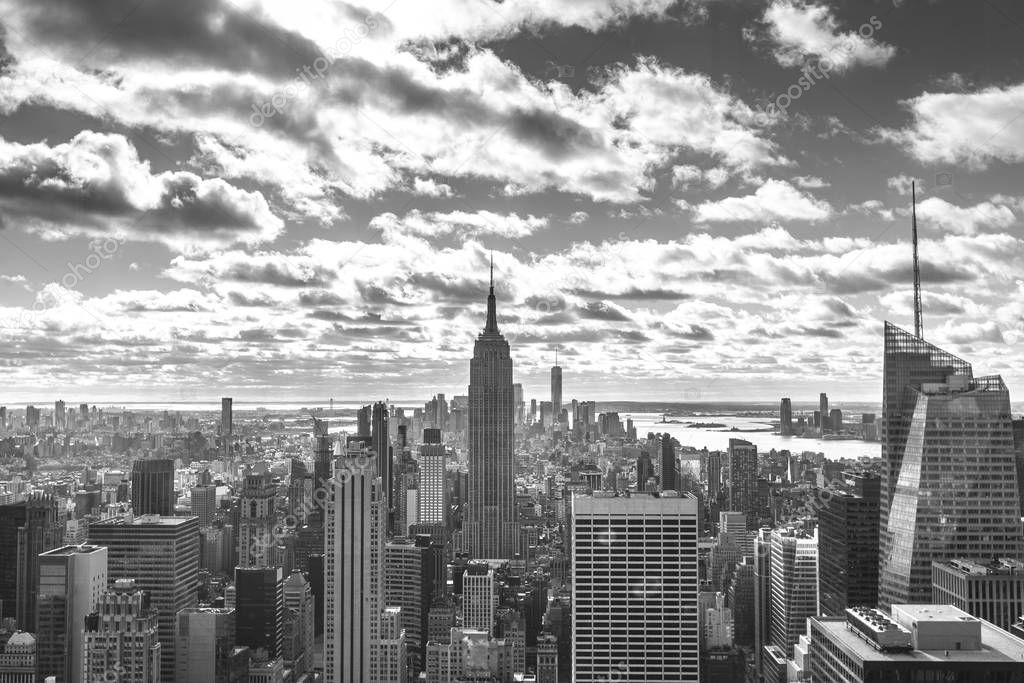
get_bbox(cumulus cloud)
[690,179,832,222]
[370,210,548,241]
[915,197,1017,236]
[758,1,895,73]
[0,131,282,247]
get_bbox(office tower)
[324,439,385,683]
[379,607,409,683]
[529,399,537,425]
[572,492,699,682]
[551,360,562,425]
[879,323,1023,607]
[191,480,218,529]
[82,579,161,683]
[282,571,315,675]
[768,527,818,656]
[462,560,496,634]
[730,557,755,647]
[660,433,676,491]
[287,459,313,527]
[88,515,200,682]
[830,408,843,433]
[54,400,66,430]
[175,607,242,683]
[384,536,441,673]
[36,545,108,683]
[425,628,516,682]
[465,264,518,560]
[238,469,277,568]
[706,451,722,497]
[130,458,174,516]
[0,631,35,682]
[235,566,284,659]
[704,592,733,649]
[311,417,332,513]
[636,451,653,492]
[727,439,758,529]
[513,383,524,424]
[370,401,393,530]
[0,495,63,631]
[779,398,793,436]
[818,473,880,615]
[418,429,446,526]
[356,405,372,436]
[221,396,233,444]
[537,633,558,683]
[819,393,829,432]
[807,605,1024,682]
[932,558,1024,631]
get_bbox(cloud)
[882,82,1024,168]
[411,177,454,197]
[758,1,895,73]
[915,197,1017,236]
[370,209,548,241]
[0,131,282,247]
[691,179,831,222]
[792,175,829,189]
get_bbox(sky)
[0,0,1023,405]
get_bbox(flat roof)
[814,613,1024,664]
[40,544,106,556]
[90,515,198,526]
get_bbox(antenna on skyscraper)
[555,346,558,367]
[911,181,924,338]
[489,251,494,292]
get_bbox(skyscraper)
[130,458,175,516]
[235,566,284,660]
[175,607,241,683]
[417,428,446,526]
[660,433,676,492]
[0,494,63,631]
[237,468,277,568]
[221,397,233,457]
[768,527,818,656]
[779,398,793,436]
[324,439,385,682]
[82,579,161,683]
[191,479,218,529]
[370,401,393,531]
[462,560,496,634]
[36,545,108,683]
[88,515,200,682]
[819,393,829,432]
[879,323,1023,607]
[727,439,758,528]
[572,492,699,682]
[551,356,562,427]
[465,262,518,560]
[282,570,315,676]
[817,473,880,615]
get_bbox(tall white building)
[82,579,161,683]
[768,527,818,656]
[417,429,446,526]
[462,561,496,634]
[572,492,700,682]
[175,607,236,682]
[283,571,315,676]
[325,438,385,683]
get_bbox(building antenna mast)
[912,181,924,338]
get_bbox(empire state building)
[465,261,518,560]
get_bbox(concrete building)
[282,571,315,676]
[82,579,160,683]
[417,429,446,526]
[807,604,1024,682]
[932,558,1024,631]
[234,566,284,660]
[36,545,108,683]
[0,631,35,683]
[572,492,699,682]
[817,473,880,615]
[175,607,244,683]
[727,439,758,528]
[768,527,817,657]
[237,469,277,569]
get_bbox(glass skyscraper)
[879,322,1023,607]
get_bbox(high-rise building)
[237,469,277,568]
[324,439,385,682]
[130,458,175,516]
[0,631,35,683]
[819,393,829,432]
[551,362,562,426]
[54,400,66,430]
[0,494,63,631]
[312,417,332,518]
[779,398,793,436]
[191,481,218,529]
[370,402,393,531]
[513,383,524,425]
[768,527,818,656]
[636,451,653,492]
[830,408,843,433]
[221,397,233,447]
[418,429,446,526]
[88,515,200,682]
[235,566,284,659]
[807,605,1024,682]
[727,439,758,528]
[465,264,518,560]
[879,323,1023,607]
[932,558,1024,631]
[82,579,161,683]
[572,492,699,682]
[379,607,409,683]
[282,571,315,676]
[462,561,496,634]
[818,473,880,616]
[175,607,242,683]
[36,545,108,683]
[660,433,676,492]
[288,458,313,527]
[384,536,441,673]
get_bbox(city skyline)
[1,1,1024,401]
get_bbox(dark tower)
[130,458,174,516]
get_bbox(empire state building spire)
[485,252,498,334]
